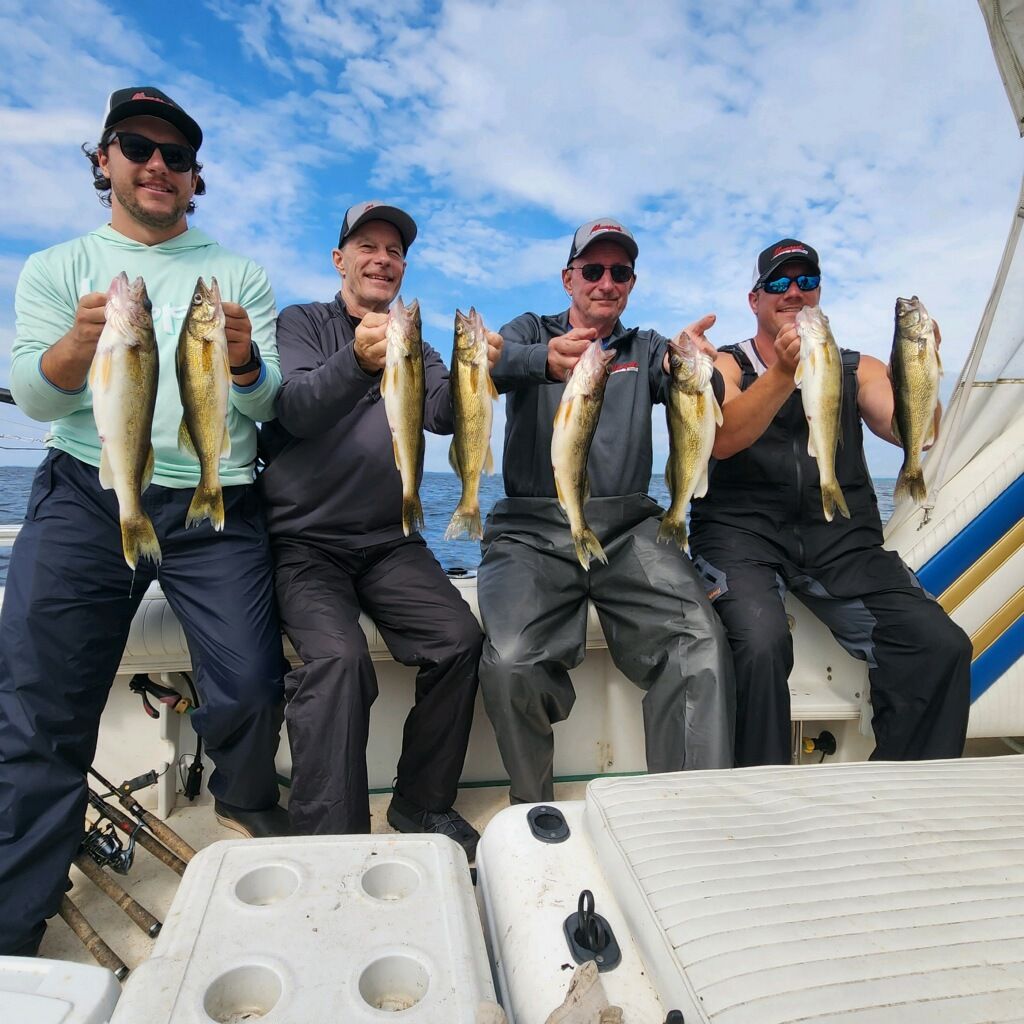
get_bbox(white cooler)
[0,956,119,1024]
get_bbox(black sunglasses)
[107,131,196,174]
[572,263,634,284]
[758,273,821,294]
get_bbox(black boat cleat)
[386,794,480,861]
[214,800,292,839]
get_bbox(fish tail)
[186,484,225,532]
[402,493,425,537]
[121,513,162,570]
[444,504,482,542]
[894,465,928,504]
[572,527,608,571]
[657,515,689,551]
[821,479,850,522]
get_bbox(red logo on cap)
[590,223,624,235]
[364,202,377,210]
[772,244,807,259]
[131,91,174,107]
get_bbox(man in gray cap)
[478,217,735,804]
[260,201,502,858]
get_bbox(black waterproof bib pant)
[689,345,972,767]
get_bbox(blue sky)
[0,0,1021,476]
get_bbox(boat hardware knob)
[802,730,838,758]
[527,804,571,843]
[563,889,622,971]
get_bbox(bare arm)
[712,325,801,459]
[38,292,107,392]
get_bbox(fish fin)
[556,397,575,428]
[448,440,460,475]
[483,445,494,475]
[894,464,928,504]
[488,375,498,399]
[713,395,723,427]
[584,476,592,501]
[657,516,689,551]
[186,484,225,532]
[220,429,231,459]
[98,445,114,490]
[664,458,673,494]
[573,528,607,571]
[820,480,850,523]
[380,365,394,397]
[554,474,567,512]
[807,434,817,458]
[470,364,481,390]
[89,350,112,392]
[936,349,943,374]
[923,417,937,448]
[444,505,482,542]
[402,493,425,537]
[793,360,804,385]
[890,416,902,445]
[142,446,155,492]
[178,420,197,458]
[391,435,402,472]
[693,462,710,499]
[121,513,162,570]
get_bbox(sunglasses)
[759,273,821,294]
[572,263,634,284]
[107,131,196,174]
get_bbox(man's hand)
[485,329,503,371]
[353,311,389,373]
[70,292,108,356]
[773,322,801,376]
[39,292,107,392]
[547,327,596,382]
[222,302,261,385]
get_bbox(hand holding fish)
[663,314,717,373]
[353,311,389,373]
[547,327,597,382]
[39,292,109,392]
[222,302,259,383]
[773,322,802,376]
[485,329,503,370]
[71,292,109,350]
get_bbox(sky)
[0,0,1021,477]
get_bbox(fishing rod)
[58,895,129,980]
[86,787,187,876]
[73,854,162,938]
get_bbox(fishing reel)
[81,818,135,875]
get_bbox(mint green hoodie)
[11,225,281,488]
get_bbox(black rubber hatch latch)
[563,889,621,971]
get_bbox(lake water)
[0,464,896,585]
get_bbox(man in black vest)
[689,239,972,767]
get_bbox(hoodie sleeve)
[10,253,93,422]
[274,304,379,437]
[228,261,280,422]
[423,341,455,435]
[491,313,551,394]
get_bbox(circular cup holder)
[204,964,282,1022]
[358,955,429,1012]
[361,860,420,902]
[234,864,301,906]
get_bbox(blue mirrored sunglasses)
[759,274,821,294]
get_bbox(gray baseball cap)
[567,217,639,265]
[338,200,417,253]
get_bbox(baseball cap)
[102,87,202,151]
[752,238,820,288]
[338,200,417,253]
[567,218,639,265]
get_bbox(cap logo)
[130,91,174,107]
[590,223,623,235]
[772,244,808,259]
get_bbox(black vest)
[690,342,881,530]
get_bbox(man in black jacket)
[689,238,972,767]
[259,201,500,858]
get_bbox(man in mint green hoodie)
[0,87,289,958]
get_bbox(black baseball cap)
[567,217,639,265]
[338,200,417,253]
[753,238,820,288]
[103,87,202,151]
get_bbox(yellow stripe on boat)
[970,584,1024,659]
[938,517,1024,614]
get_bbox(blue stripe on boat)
[970,613,1024,701]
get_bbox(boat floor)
[38,780,587,971]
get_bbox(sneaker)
[214,800,292,839]
[386,796,480,861]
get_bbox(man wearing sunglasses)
[477,218,735,805]
[0,87,290,959]
[689,238,971,769]
[259,200,501,859]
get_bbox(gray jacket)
[493,310,672,499]
[259,296,454,547]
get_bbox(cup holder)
[203,964,282,1022]
[234,864,301,906]
[361,860,420,902]
[358,954,429,1012]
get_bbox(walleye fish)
[795,305,850,522]
[551,340,616,569]
[89,272,161,569]
[658,332,723,549]
[381,297,426,536]
[176,276,230,531]
[445,307,497,541]
[891,295,941,504]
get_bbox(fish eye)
[193,292,202,304]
